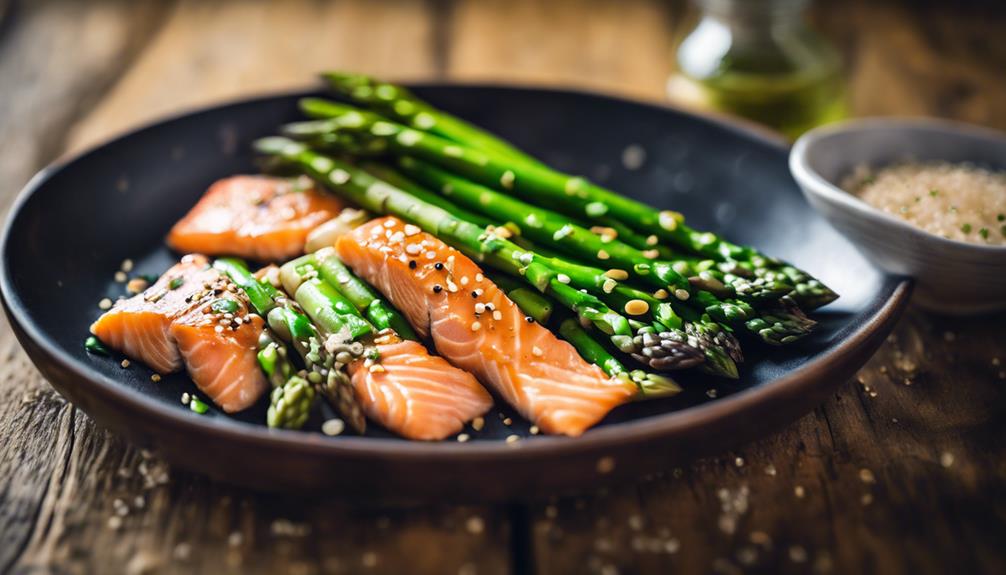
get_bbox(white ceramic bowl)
[790,118,1006,315]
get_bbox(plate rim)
[0,83,912,464]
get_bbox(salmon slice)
[170,292,268,413]
[337,217,636,436]
[90,255,217,374]
[168,175,345,262]
[348,339,493,441]
[90,254,268,413]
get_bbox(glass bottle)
[668,0,846,139]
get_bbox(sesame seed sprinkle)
[470,321,482,331]
[597,249,610,260]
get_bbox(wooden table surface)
[1,1,1004,573]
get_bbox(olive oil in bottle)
[668,0,846,139]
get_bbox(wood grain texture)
[1,0,1005,573]
[66,0,438,154]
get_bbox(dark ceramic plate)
[0,85,909,500]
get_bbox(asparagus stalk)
[257,329,315,429]
[394,155,800,314]
[255,137,711,369]
[214,258,367,432]
[313,77,544,167]
[284,101,837,309]
[311,248,419,340]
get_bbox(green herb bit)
[1001,225,1006,238]
[141,273,160,283]
[189,397,210,414]
[84,336,109,355]
[210,298,240,314]
[961,223,972,234]
[929,189,939,197]
[998,213,1005,222]
[979,228,989,240]
[168,277,185,290]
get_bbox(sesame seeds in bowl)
[790,118,1006,314]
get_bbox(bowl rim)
[1,83,911,465]
[789,116,1006,255]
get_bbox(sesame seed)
[940,451,955,468]
[653,289,669,299]
[859,468,876,483]
[557,274,571,284]
[529,425,540,435]
[114,271,127,283]
[646,235,658,246]
[500,170,516,189]
[475,273,484,282]
[602,279,617,293]
[151,374,161,382]
[369,364,386,373]
[475,303,486,314]
[322,418,345,436]
[492,310,502,321]
[471,321,481,331]
[447,282,459,293]
[659,211,679,231]
[505,434,520,444]
[596,456,615,473]
[734,457,745,467]
[460,276,469,286]
[502,417,512,426]
[532,346,544,357]
[405,243,421,255]
[674,288,690,300]
[471,417,485,431]
[98,298,113,310]
[597,249,610,260]
[642,249,660,259]
[426,251,437,260]
[404,224,420,236]
[215,325,224,333]
[466,516,485,534]
[120,359,130,368]
[383,219,396,228]
[121,259,134,272]
[457,433,470,443]
[604,269,629,280]
[181,392,191,405]
[794,485,805,498]
[624,299,649,315]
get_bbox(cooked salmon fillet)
[168,175,345,262]
[170,293,268,413]
[90,255,216,374]
[90,254,268,413]
[337,217,636,436]
[348,339,492,441]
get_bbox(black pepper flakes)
[433,285,443,293]
[408,260,417,269]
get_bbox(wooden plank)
[0,1,172,572]
[816,0,1006,129]
[529,309,1006,574]
[445,0,676,100]
[67,0,438,153]
[0,0,171,213]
